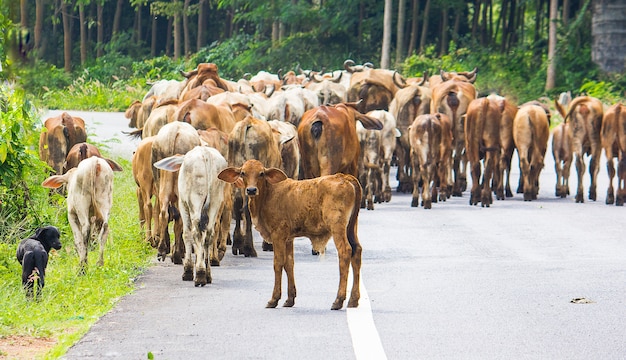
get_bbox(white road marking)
[347,270,387,360]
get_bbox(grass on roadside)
[0,157,155,359]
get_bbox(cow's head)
[218,159,287,197]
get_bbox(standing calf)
[42,156,122,273]
[218,159,362,310]
[513,104,550,201]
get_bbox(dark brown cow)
[218,159,362,310]
[464,97,500,207]
[345,64,398,114]
[552,122,572,198]
[554,96,604,203]
[513,104,550,201]
[179,63,233,99]
[39,112,88,176]
[228,116,283,257]
[408,113,453,209]
[600,103,626,205]
[151,122,202,263]
[430,76,477,196]
[298,103,383,180]
[64,143,105,173]
[389,77,432,193]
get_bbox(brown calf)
[513,104,550,201]
[601,103,626,205]
[551,122,572,198]
[218,159,362,310]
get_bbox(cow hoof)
[157,253,167,262]
[266,300,279,308]
[576,194,584,203]
[210,259,220,267]
[606,194,614,205]
[452,190,463,197]
[366,202,374,210]
[331,300,344,310]
[182,271,193,281]
[312,249,319,255]
[589,189,597,201]
[347,298,359,308]
[262,241,273,252]
[423,200,432,209]
[283,299,295,307]
[171,254,183,265]
[411,198,419,207]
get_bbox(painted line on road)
[347,270,387,360]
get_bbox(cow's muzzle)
[246,187,258,196]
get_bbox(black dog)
[16,226,62,297]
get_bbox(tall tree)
[418,0,431,53]
[34,0,45,57]
[197,0,205,51]
[545,0,558,90]
[396,0,406,65]
[592,0,626,73]
[112,0,123,36]
[79,1,87,65]
[183,0,190,55]
[381,0,392,68]
[407,0,420,56]
[20,0,28,27]
[62,0,72,72]
[440,5,449,55]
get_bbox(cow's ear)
[356,113,383,130]
[42,175,67,189]
[105,159,124,172]
[153,155,183,172]
[218,167,242,185]
[265,168,288,184]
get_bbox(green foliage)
[0,84,53,242]
[0,157,154,359]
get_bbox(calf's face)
[218,160,288,197]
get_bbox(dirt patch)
[0,335,56,360]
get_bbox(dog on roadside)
[16,226,62,298]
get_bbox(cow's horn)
[331,71,342,83]
[440,69,449,81]
[344,59,356,73]
[392,71,407,88]
[418,71,428,86]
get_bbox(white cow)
[42,156,122,273]
[154,146,228,286]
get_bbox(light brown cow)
[464,97,500,207]
[389,78,432,193]
[345,63,398,114]
[206,91,255,123]
[408,113,453,209]
[268,120,300,180]
[151,121,202,263]
[39,112,88,176]
[428,68,478,89]
[218,159,362,310]
[552,122,572,198]
[513,104,550,201]
[298,103,383,180]
[132,136,157,246]
[179,63,233,99]
[554,96,604,203]
[600,103,626,205]
[486,94,519,200]
[63,143,110,173]
[125,96,157,129]
[430,77,477,196]
[174,98,237,134]
[228,116,283,257]
[42,156,122,273]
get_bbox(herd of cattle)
[36,60,625,309]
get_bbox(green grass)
[0,157,155,359]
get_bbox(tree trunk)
[592,0,626,73]
[136,2,142,45]
[471,0,480,39]
[166,17,173,56]
[381,0,392,69]
[35,0,45,56]
[112,0,123,36]
[545,0,558,90]
[97,2,103,58]
[407,0,419,56]
[20,0,28,27]
[440,7,449,55]
[151,15,158,56]
[197,0,205,51]
[79,3,87,66]
[62,0,72,72]
[419,0,431,53]
[174,13,181,60]
[183,0,190,56]
[452,7,461,43]
[562,0,570,27]
[396,0,406,65]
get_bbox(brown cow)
[600,103,626,205]
[345,63,398,114]
[408,113,453,209]
[42,156,122,273]
[151,121,202,263]
[268,120,300,180]
[132,136,157,246]
[554,96,604,203]
[464,97,500,207]
[389,77,432,193]
[218,159,362,310]
[228,116,283,257]
[552,122,572,198]
[179,63,233,99]
[174,98,237,134]
[430,76,477,196]
[39,112,88,176]
[513,104,550,201]
[63,143,106,173]
[428,68,478,89]
[298,103,383,180]
[486,94,519,200]
[125,96,157,129]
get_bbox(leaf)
[147,351,154,359]
[0,142,7,163]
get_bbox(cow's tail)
[90,159,105,228]
[61,112,77,147]
[199,197,210,233]
[346,175,362,257]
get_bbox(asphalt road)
[51,111,626,360]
